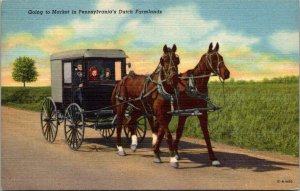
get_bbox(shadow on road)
[82,136,298,172]
[180,151,298,172]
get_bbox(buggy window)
[87,60,115,81]
[115,61,121,80]
[64,62,72,83]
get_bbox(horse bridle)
[203,51,223,76]
[161,51,178,81]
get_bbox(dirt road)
[1,107,299,190]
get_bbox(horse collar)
[157,70,178,100]
[185,74,208,99]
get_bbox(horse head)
[160,44,180,88]
[196,42,230,80]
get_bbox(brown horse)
[111,44,181,168]
[153,42,230,166]
[175,42,230,165]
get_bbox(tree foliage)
[12,56,38,87]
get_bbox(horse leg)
[163,120,179,168]
[147,116,159,146]
[173,116,187,160]
[116,104,127,156]
[152,126,164,163]
[127,112,139,152]
[198,112,220,166]
[157,115,179,168]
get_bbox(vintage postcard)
[1,0,299,190]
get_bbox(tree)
[12,56,38,87]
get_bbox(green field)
[169,79,299,156]
[1,86,50,111]
[1,77,299,156]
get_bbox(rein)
[179,73,217,79]
[182,51,227,107]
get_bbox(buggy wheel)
[99,128,115,138]
[64,103,85,151]
[99,115,117,138]
[124,116,147,144]
[40,97,58,143]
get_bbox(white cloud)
[205,31,260,49]
[122,4,260,51]
[71,0,132,38]
[269,31,299,53]
[29,0,261,52]
[124,4,220,47]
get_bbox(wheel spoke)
[45,124,50,140]
[66,112,74,125]
[70,108,74,123]
[75,131,81,145]
[50,120,57,128]
[50,110,56,118]
[69,130,74,145]
[66,128,72,134]
[66,117,73,125]
[42,122,47,133]
[65,127,72,134]
[75,112,81,125]
[72,131,76,148]
[77,130,82,136]
[46,100,51,117]
[42,105,48,117]
[66,129,73,143]
[49,121,57,139]
[48,125,53,141]
[136,128,142,138]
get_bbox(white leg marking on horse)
[131,135,138,145]
[170,156,178,163]
[117,146,124,152]
[212,160,221,166]
[152,134,158,145]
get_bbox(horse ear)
[214,42,219,52]
[163,44,168,53]
[172,44,177,52]
[160,57,165,66]
[208,42,213,52]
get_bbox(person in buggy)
[73,63,84,106]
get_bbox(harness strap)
[185,74,208,99]
[139,76,154,115]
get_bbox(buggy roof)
[50,49,127,61]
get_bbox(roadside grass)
[1,87,50,112]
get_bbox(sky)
[1,0,299,86]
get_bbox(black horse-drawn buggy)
[40,49,147,150]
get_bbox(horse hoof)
[130,144,137,152]
[153,157,162,163]
[118,150,126,156]
[175,154,180,160]
[212,160,221,166]
[170,162,179,168]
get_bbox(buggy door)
[62,60,84,109]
